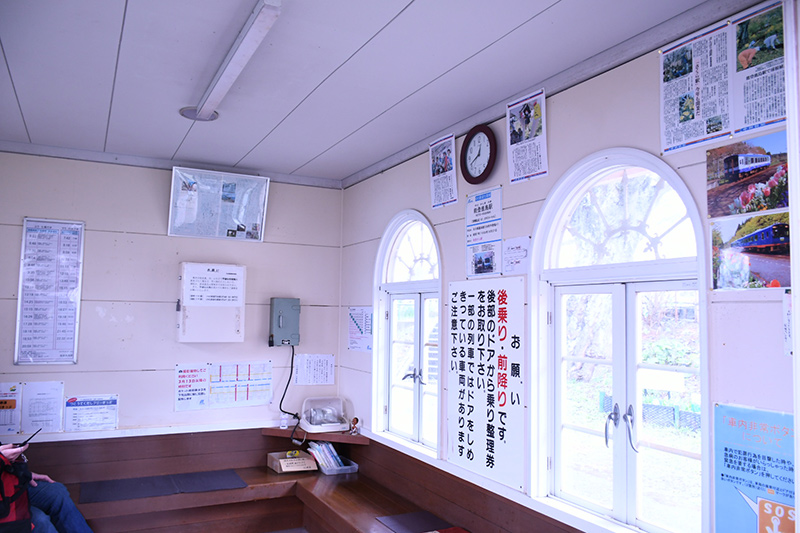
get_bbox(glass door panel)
[631,286,701,533]
[420,295,439,447]
[389,296,417,438]
[555,288,624,516]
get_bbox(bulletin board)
[168,167,269,242]
[447,276,525,490]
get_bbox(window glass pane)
[420,297,439,445]
[562,293,613,362]
[637,448,701,533]
[559,429,613,510]
[557,292,615,511]
[389,298,416,436]
[635,289,701,533]
[387,221,439,282]
[554,167,697,268]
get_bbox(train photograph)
[706,130,788,218]
[711,211,790,290]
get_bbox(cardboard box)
[267,451,318,473]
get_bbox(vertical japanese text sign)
[447,277,525,490]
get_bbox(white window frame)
[373,209,442,452]
[530,148,710,532]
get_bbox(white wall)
[0,152,343,439]
[339,50,793,453]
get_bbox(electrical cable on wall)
[278,345,305,445]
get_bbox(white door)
[553,280,701,533]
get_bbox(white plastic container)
[299,396,350,433]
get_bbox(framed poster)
[15,218,84,365]
[168,167,269,241]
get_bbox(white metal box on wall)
[177,262,246,342]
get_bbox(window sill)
[361,429,437,461]
[361,429,658,533]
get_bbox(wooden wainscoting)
[348,441,581,533]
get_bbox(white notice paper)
[208,361,273,408]
[503,236,531,276]
[294,354,335,385]
[22,381,64,434]
[466,187,503,277]
[784,289,792,357]
[447,277,526,490]
[0,383,22,436]
[181,263,245,307]
[348,307,373,352]
[65,395,119,431]
[175,363,211,411]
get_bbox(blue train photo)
[731,222,789,253]
[722,153,771,184]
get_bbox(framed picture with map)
[168,167,269,241]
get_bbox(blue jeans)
[27,481,93,533]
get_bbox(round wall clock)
[460,124,497,184]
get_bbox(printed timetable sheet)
[15,218,84,365]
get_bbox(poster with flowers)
[708,129,789,290]
[707,130,788,218]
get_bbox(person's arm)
[30,471,54,487]
[0,442,28,463]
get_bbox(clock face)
[460,124,496,184]
[466,132,490,176]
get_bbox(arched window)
[533,149,707,533]
[373,210,441,449]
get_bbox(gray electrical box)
[269,298,300,346]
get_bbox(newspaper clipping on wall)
[660,0,785,154]
[506,89,548,183]
[430,133,458,209]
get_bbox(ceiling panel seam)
[103,0,129,152]
[0,34,31,143]
[291,0,564,176]
[231,0,417,170]
[341,0,763,188]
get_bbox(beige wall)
[339,50,793,437]
[0,152,343,438]
[0,46,792,445]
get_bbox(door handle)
[605,403,620,448]
[402,369,426,385]
[622,405,640,453]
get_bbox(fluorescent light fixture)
[192,0,281,121]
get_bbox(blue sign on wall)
[715,404,795,532]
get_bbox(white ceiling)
[0,0,758,189]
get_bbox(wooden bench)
[24,429,580,533]
[297,473,420,533]
[25,429,312,532]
